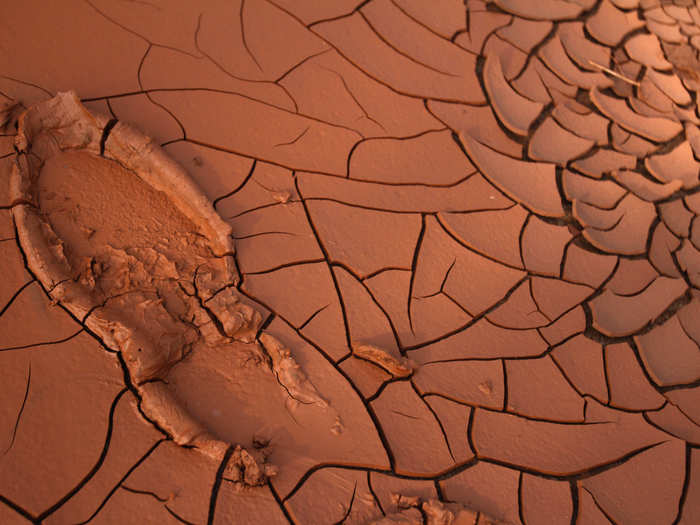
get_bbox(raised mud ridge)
[9,91,336,485]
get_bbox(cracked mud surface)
[2,0,700,523]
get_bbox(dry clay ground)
[1,0,700,523]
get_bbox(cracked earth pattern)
[2,0,700,523]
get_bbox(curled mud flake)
[645,140,700,190]
[589,276,688,337]
[539,35,613,90]
[551,101,610,146]
[590,87,682,142]
[626,33,673,71]
[259,333,328,408]
[351,342,412,378]
[577,192,657,256]
[493,0,583,20]
[559,22,612,73]
[611,169,683,201]
[483,53,544,136]
[529,117,596,166]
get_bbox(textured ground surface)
[2,0,700,524]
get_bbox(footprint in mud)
[10,92,387,488]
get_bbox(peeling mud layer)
[3,0,700,524]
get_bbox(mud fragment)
[351,342,412,378]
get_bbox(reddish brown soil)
[1,1,700,524]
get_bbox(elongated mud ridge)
[10,91,349,485]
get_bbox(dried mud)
[1,1,700,524]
